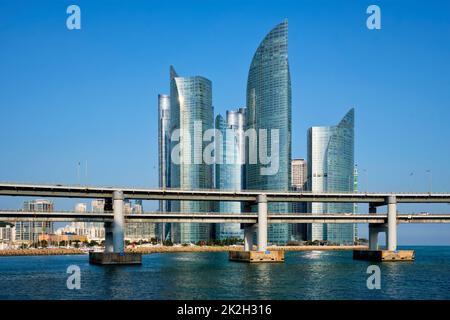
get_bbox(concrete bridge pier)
[387,195,397,252]
[354,195,414,262]
[113,190,125,253]
[104,222,114,253]
[243,224,255,251]
[89,190,141,265]
[368,204,382,250]
[230,194,284,263]
[257,194,268,252]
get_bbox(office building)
[125,200,156,241]
[307,108,355,244]
[245,20,292,244]
[15,199,54,243]
[291,158,307,241]
[158,93,171,241]
[169,66,214,243]
[215,108,246,240]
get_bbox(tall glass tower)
[307,108,355,244]
[245,20,292,244]
[215,108,246,240]
[169,66,214,244]
[158,94,171,241]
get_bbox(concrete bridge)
[1,182,450,263]
[2,210,450,224]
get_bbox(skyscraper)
[291,158,307,240]
[307,108,355,244]
[215,108,246,240]
[169,66,214,244]
[158,94,171,241]
[245,20,292,244]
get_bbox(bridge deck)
[0,211,449,224]
[1,182,450,204]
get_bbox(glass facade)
[215,108,246,240]
[307,108,355,244]
[245,20,292,244]
[158,93,171,241]
[169,66,214,244]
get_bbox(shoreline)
[0,245,367,257]
[0,248,86,257]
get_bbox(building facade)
[158,94,171,241]
[15,200,54,243]
[0,223,14,244]
[291,158,307,241]
[307,108,355,244]
[125,200,156,241]
[169,66,214,244]
[215,108,246,240]
[245,20,292,244]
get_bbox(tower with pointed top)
[245,20,292,244]
[307,108,355,244]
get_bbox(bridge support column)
[89,190,141,265]
[104,222,114,253]
[387,195,397,252]
[368,225,379,251]
[354,196,413,261]
[368,204,378,250]
[229,194,283,263]
[113,190,125,253]
[243,224,255,251]
[257,194,268,252]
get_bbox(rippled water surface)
[0,246,449,299]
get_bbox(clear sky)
[1,0,450,244]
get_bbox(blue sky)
[0,0,450,244]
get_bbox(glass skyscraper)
[307,108,355,244]
[169,66,214,244]
[215,108,246,240]
[245,20,292,244]
[158,93,171,241]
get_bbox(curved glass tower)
[245,20,292,244]
[307,108,355,244]
[169,66,214,244]
[158,94,171,241]
[215,108,246,240]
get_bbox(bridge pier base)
[89,190,142,265]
